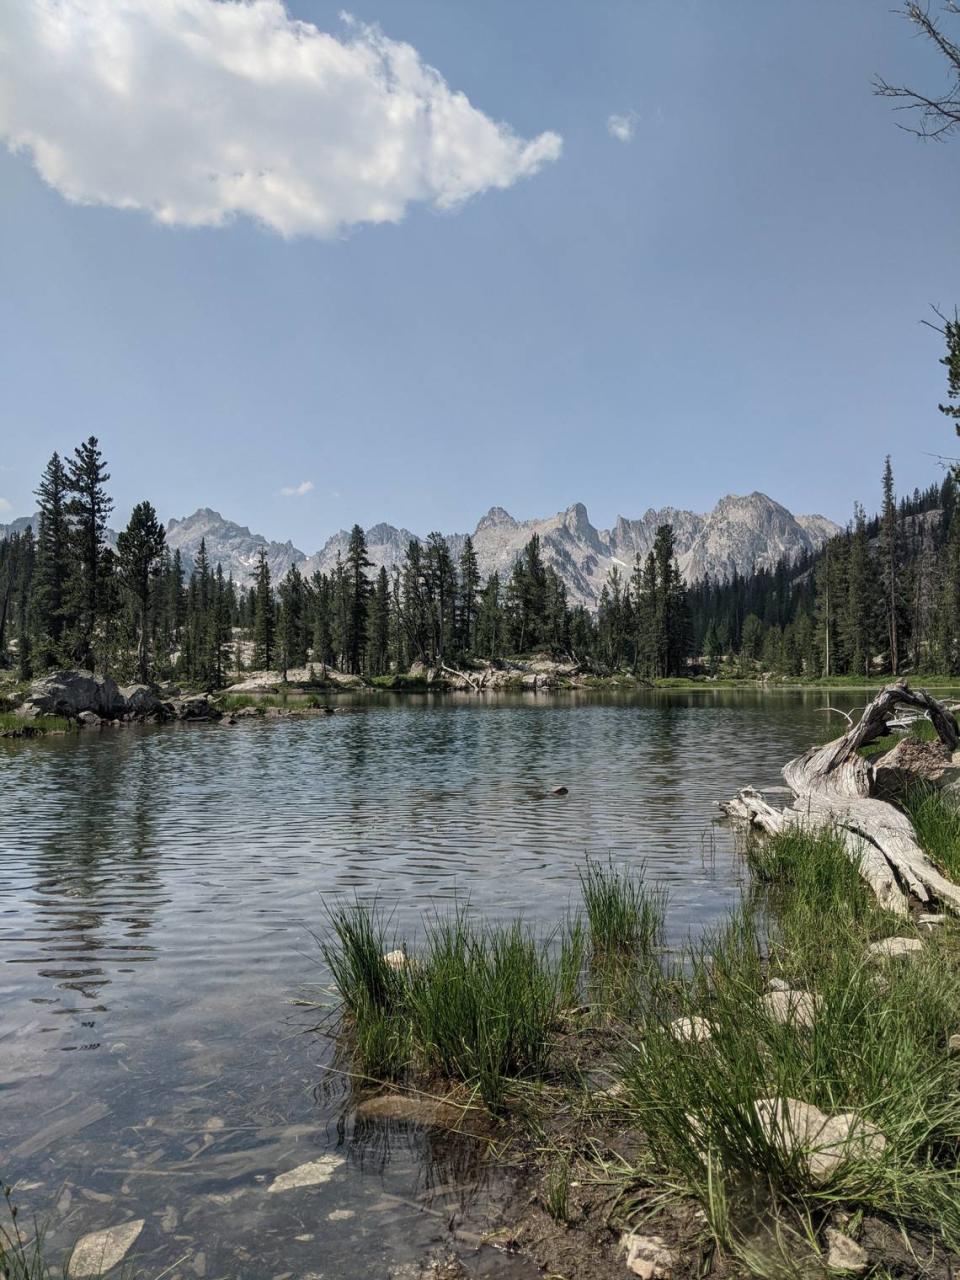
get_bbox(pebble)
[621,1232,677,1279]
[824,1227,868,1274]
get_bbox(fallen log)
[720,682,960,916]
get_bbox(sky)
[1,0,960,550]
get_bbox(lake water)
[1,690,844,1278]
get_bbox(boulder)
[18,670,125,719]
[382,949,408,970]
[766,977,792,993]
[761,988,820,1030]
[670,1015,714,1043]
[119,684,162,718]
[171,695,221,722]
[754,1097,886,1183]
[77,710,101,727]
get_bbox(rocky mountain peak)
[475,506,517,533]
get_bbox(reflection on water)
[0,689,842,1277]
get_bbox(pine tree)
[252,548,275,670]
[65,436,113,669]
[367,567,391,676]
[343,525,371,673]
[457,535,481,653]
[117,500,166,682]
[31,452,71,669]
[880,456,901,674]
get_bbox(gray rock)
[824,1227,868,1274]
[119,684,162,717]
[171,695,221,722]
[77,710,101,727]
[18,670,126,719]
[766,977,792,992]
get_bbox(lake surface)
[0,689,847,1278]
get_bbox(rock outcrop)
[16,672,221,725]
[18,671,126,719]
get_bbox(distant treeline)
[2,440,957,689]
[0,438,691,686]
[688,465,960,678]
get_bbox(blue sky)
[1,0,959,549]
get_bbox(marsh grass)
[579,857,665,958]
[902,782,960,880]
[322,902,584,1109]
[620,825,960,1249]
[0,712,73,735]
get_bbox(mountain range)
[2,493,839,610]
[162,493,839,609]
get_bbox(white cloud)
[0,1,562,238]
[0,498,11,514]
[607,112,637,143]
[280,480,314,497]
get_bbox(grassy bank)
[0,712,74,738]
[320,803,960,1274]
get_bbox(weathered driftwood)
[720,682,960,917]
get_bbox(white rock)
[267,1156,344,1193]
[382,949,407,970]
[327,1209,355,1221]
[621,1232,677,1279]
[919,914,947,931]
[766,977,792,992]
[754,1098,886,1183]
[824,1227,868,1273]
[761,988,820,1030]
[69,1220,144,1277]
[948,1033,960,1054]
[867,936,923,959]
[669,1015,713,1043]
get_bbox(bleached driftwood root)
[720,683,960,917]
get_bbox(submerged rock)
[355,1093,467,1128]
[267,1155,344,1193]
[621,1232,677,1279]
[68,1219,144,1276]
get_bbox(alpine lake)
[0,688,869,1278]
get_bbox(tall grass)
[619,825,960,1249]
[579,857,665,958]
[322,902,583,1109]
[902,782,960,881]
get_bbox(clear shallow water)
[0,690,841,1277]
